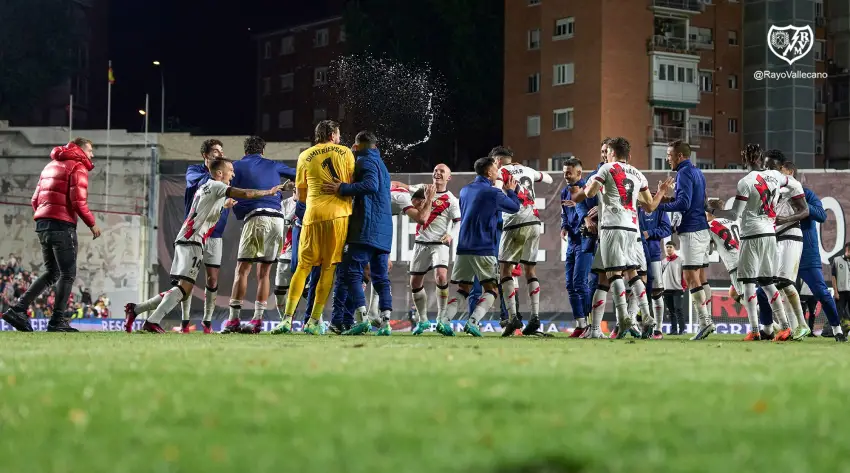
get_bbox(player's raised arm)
[337,159,379,196]
[774,178,809,226]
[275,161,296,180]
[226,184,286,200]
[497,174,522,213]
[535,169,553,184]
[404,185,435,225]
[708,179,748,221]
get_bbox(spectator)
[662,242,686,335]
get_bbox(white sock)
[590,286,609,329]
[576,317,587,328]
[690,288,711,326]
[652,294,664,328]
[833,325,844,335]
[763,284,789,329]
[252,300,267,321]
[275,291,287,320]
[228,300,242,321]
[702,283,713,310]
[354,306,369,323]
[527,278,540,318]
[631,279,653,325]
[610,278,629,324]
[412,287,428,323]
[782,285,807,329]
[469,290,496,325]
[501,277,518,319]
[135,292,164,314]
[368,285,380,320]
[380,309,391,328]
[180,295,191,321]
[626,283,638,319]
[440,290,468,324]
[436,284,449,314]
[148,287,183,324]
[743,283,760,332]
[203,286,217,322]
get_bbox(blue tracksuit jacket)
[639,209,672,262]
[657,159,708,233]
[338,148,393,253]
[230,154,296,220]
[456,176,521,256]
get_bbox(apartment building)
[254,16,347,142]
[504,0,833,171]
[826,0,850,168]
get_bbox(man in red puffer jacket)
[2,138,101,332]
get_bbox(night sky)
[107,0,334,134]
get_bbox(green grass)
[0,332,848,473]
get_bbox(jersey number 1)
[322,158,340,181]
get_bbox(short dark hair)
[411,188,426,200]
[315,120,340,143]
[607,137,630,160]
[669,140,691,158]
[666,242,677,248]
[72,137,92,148]
[742,143,762,167]
[474,157,496,177]
[845,242,850,251]
[209,158,232,172]
[782,161,798,176]
[601,137,612,146]
[200,139,223,157]
[764,149,786,169]
[244,136,265,155]
[355,131,377,148]
[564,157,583,168]
[488,146,513,159]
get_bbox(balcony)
[647,35,699,56]
[830,101,850,119]
[649,0,704,14]
[648,125,700,146]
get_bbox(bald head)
[433,163,451,190]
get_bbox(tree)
[0,0,81,120]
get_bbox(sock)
[283,265,312,316]
[652,294,664,329]
[743,283,760,332]
[631,278,653,325]
[501,277,518,319]
[702,283,712,309]
[309,267,336,321]
[354,306,369,323]
[135,292,164,314]
[610,277,628,324]
[626,283,638,319]
[469,290,496,325]
[782,285,807,329]
[380,309,391,328]
[690,287,711,326]
[228,300,242,321]
[440,290,468,324]
[368,285,380,320]
[834,325,844,335]
[203,286,217,322]
[590,285,609,329]
[436,284,449,314]
[763,285,789,329]
[253,300,267,321]
[783,296,798,330]
[181,295,191,321]
[148,287,184,324]
[576,317,587,328]
[275,292,287,320]
[412,287,428,323]
[527,278,540,318]
[762,321,774,335]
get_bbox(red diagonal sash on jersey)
[754,174,776,217]
[417,194,450,235]
[501,167,539,216]
[183,211,197,239]
[709,219,739,250]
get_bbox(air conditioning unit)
[816,103,826,113]
[816,16,826,27]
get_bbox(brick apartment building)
[504,0,841,171]
[254,16,347,143]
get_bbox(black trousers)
[663,290,685,333]
[838,291,850,322]
[15,229,77,318]
[801,295,818,329]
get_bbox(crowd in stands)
[0,254,110,318]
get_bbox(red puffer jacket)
[31,143,96,228]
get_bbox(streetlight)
[152,60,165,134]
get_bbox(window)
[553,108,574,130]
[816,0,824,17]
[816,85,824,104]
[815,40,826,60]
[527,73,540,93]
[261,113,269,131]
[691,117,713,136]
[528,29,541,50]
[528,0,540,5]
[314,108,327,121]
[688,26,713,46]
[263,41,271,59]
[677,66,685,82]
[702,0,713,4]
[527,115,540,136]
[687,68,694,83]
[278,110,293,129]
[314,28,329,47]
[314,67,328,86]
[816,126,824,154]
[553,63,575,85]
[728,74,737,89]
[699,71,713,92]
[659,63,666,80]
[280,36,294,55]
[653,158,665,170]
[728,118,738,133]
[554,17,575,39]
[280,73,294,92]
[728,30,738,46]
[696,159,715,170]
[666,65,674,81]
[262,77,270,95]
[550,154,573,171]
[339,25,346,43]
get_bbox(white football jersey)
[415,189,460,243]
[775,181,804,237]
[590,161,648,231]
[391,186,415,216]
[708,217,741,271]
[280,196,297,257]
[177,179,229,245]
[735,170,803,237]
[498,164,544,229]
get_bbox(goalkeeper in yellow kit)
[275,120,355,334]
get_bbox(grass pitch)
[0,332,847,473]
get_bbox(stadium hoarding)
[157,170,850,322]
